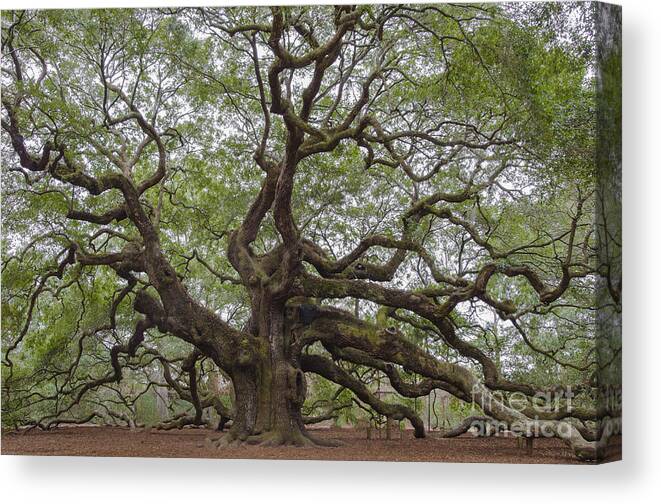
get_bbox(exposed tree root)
[206,428,343,448]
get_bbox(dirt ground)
[1,426,621,464]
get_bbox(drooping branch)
[300,354,426,438]
[295,304,606,459]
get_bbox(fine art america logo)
[468,383,622,438]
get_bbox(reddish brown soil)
[0,427,621,464]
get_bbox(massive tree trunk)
[216,294,312,446]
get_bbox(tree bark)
[215,295,313,446]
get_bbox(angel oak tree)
[1,3,621,459]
